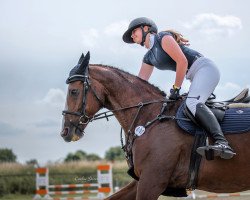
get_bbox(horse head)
[61,52,104,142]
[61,52,168,143]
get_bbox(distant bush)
[64,150,101,162]
[0,178,5,197]
[86,153,101,161]
[105,146,125,161]
[0,163,35,196]
[0,148,17,163]
[26,159,38,166]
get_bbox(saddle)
[176,88,250,190]
[178,88,250,135]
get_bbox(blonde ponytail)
[165,29,190,46]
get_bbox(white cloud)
[104,20,129,37]
[215,82,243,100]
[183,13,242,38]
[81,28,99,48]
[80,20,144,67]
[217,82,241,91]
[38,88,66,107]
[0,121,24,136]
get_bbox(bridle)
[62,65,190,139]
[61,64,193,170]
[61,69,174,136]
[62,67,104,132]
[61,70,169,132]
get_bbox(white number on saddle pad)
[236,110,244,114]
[134,126,145,136]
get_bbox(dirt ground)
[158,190,250,200]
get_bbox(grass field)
[0,194,33,200]
[0,194,174,200]
[1,162,250,200]
[1,192,250,200]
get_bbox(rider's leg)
[195,102,235,159]
[186,57,235,159]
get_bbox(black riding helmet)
[123,17,158,45]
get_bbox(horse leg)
[105,180,137,200]
[135,155,180,200]
[134,137,183,200]
[135,171,168,200]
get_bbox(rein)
[62,71,180,132]
[91,99,169,121]
[63,85,173,132]
[62,67,191,164]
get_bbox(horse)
[61,52,250,200]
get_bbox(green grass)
[0,194,33,200]
[0,194,175,200]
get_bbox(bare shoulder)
[161,35,176,45]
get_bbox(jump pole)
[34,164,113,200]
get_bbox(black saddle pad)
[176,102,250,135]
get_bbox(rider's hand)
[169,85,181,100]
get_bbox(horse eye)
[70,89,79,96]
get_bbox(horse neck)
[89,65,166,132]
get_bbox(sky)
[0,0,250,165]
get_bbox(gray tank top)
[143,31,203,71]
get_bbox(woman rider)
[122,17,235,159]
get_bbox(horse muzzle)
[61,125,85,142]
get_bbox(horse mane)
[90,64,166,97]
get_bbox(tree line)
[0,146,125,163]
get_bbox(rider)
[122,17,235,159]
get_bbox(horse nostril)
[61,127,69,137]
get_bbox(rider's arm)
[161,35,188,88]
[138,62,154,81]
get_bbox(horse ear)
[67,52,91,80]
[78,53,85,64]
[80,51,90,66]
[76,51,90,75]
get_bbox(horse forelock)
[89,64,166,97]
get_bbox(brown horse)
[61,53,250,200]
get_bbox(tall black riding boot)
[195,103,236,159]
